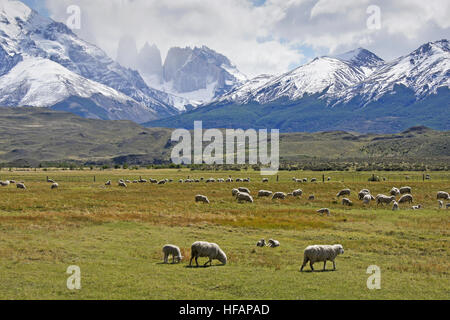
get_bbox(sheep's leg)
[189,256,194,267]
[300,257,309,272]
[195,257,199,267]
[164,253,168,264]
[323,261,327,271]
[204,258,212,267]
[310,261,314,271]
[332,261,336,270]
[172,255,175,264]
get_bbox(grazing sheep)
[232,189,239,196]
[189,241,227,267]
[139,179,147,183]
[258,190,273,198]
[358,189,371,200]
[336,189,351,198]
[272,192,287,200]
[317,208,330,216]
[118,181,127,188]
[238,187,251,194]
[105,180,111,186]
[300,244,344,272]
[235,178,243,182]
[363,194,373,205]
[292,189,303,197]
[195,195,210,204]
[256,239,266,247]
[400,186,412,194]
[262,178,269,183]
[342,198,353,206]
[243,178,251,183]
[162,245,182,264]
[158,180,166,185]
[438,200,444,209]
[150,179,158,184]
[437,191,450,200]
[303,178,308,183]
[236,192,254,203]
[218,178,225,183]
[47,178,54,183]
[51,183,59,190]
[10,180,16,184]
[0,181,10,186]
[311,178,317,183]
[308,195,315,201]
[295,179,303,183]
[16,183,26,189]
[412,205,422,210]
[399,194,413,204]
[267,239,280,248]
[376,195,396,206]
[392,201,399,211]
[390,187,400,196]
[206,178,216,183]
[226,178,233,183]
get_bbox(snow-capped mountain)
[212,49,384,106]
[336,40,450,106]
[144,45,247,105]
[0,0,184,122]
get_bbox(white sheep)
[272,192,287,200]
[258,190,273,198]
[236,192,254,203]
[317,208,330,216]
[105,180,111,186]
[195,195,210,204]
[51,183,59,190]
[256,239,266,247]
[363,194,372,205]
[399,194,413,204]
[189,241,227,267]
[118,181,127,188]
[437,191,450,200]
[376,194,396,206]
[342,198,353,206]
[267,239,280,248]
[292,189,303,197]
[358,189,371,200]
[300,244,344,272]
[232,189,239,196]
[400,186,412,194]
[392,201,399,211]
[390,187,400,196]
[337,189,351,198]
[162,244,183,264]
[16,183,26,189]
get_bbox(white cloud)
[44,0,450,77]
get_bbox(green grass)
[0,169,449,299]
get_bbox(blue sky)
[22,0,49,17]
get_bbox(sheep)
[400,186,412,194]
[317,208,331,216]
[258,190,273,198]
[376,194,396,206]
[206,178,216,183]
[267,239,280,248]
[327,177,331,181]
[105,180,112,186]
[358,189,371,200]
[295,179,303,183]
[363,194,373,205]
[300,244,344,272]
[311,178,317,183]
[392,201,399,211]
[16,183,26,189]
[189,241,227,267]
[336,189,351,198]
[51,183,59,190]
[390,187,400,196]
[150,179,158,184]
[226,178,233,183]
[437,191,450,200]
[0,180,10,186]
[195,195,210,204]
[256,239,266,247]
[342,198,353,206]
[236,192,254,203]
[139,179,147,183]
[235,178,243,182]
[132,180,139,184]
[243,178,251,183]
[412,205,422,210]
[47,178,54,183]
[292,189,303,197]
[399,194,413,204]
[303,178,308,183]
[262,178,269,183]
[118,181,127,188]
[272,192,287,200]
[308,195,315,201]
[157,180,166,185]
[232,189,239,196]
[238,187,251,194]
[10,180,16,184]
[162,245,182,264]
[125,180,131,184]
[217,178,225,183]
[438,200,444,209]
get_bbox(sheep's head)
[334,244,344,255]
[217,249,227,265]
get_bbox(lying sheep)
[400,186,412,194]
[292,189,303,197]
[256,239,266,247]
[399,194,413,204]
[238,187,251,194]
[105,180,112,186]
[390,187,400,196]
[16,183,26,189]
[376,194,396,206]
[437,191,450,200]
[189,241,227,267]
[317,208,330,216]
[162,244,182,264]
[267,239,280,248]
[272,192,287,200]
[195,195,210,204]
[51,183,59,190]
[337,189,351,198]
[412,205,422,210]
[158,180,166,185]
[300,244,344,272]
[236,192,254,203]
[258,190,273,198]
[118,181,127,188]
[392,201,399,211]
[342,198,353,206]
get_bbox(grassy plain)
[0,169,448,299]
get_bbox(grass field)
[0,169,449,300]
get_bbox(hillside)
[0,108,448,167]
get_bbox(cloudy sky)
[24,0,450,78]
